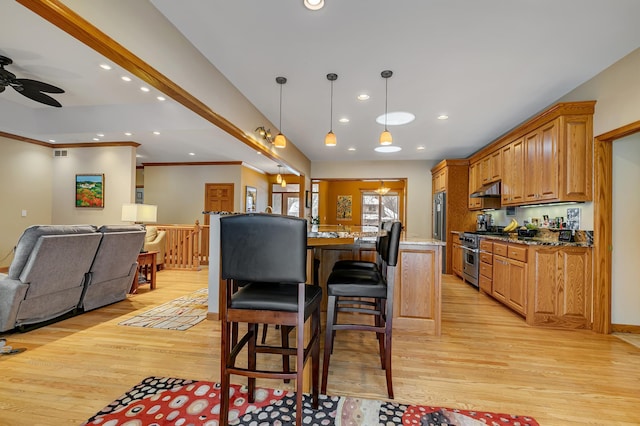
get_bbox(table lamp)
[121,203,157,224]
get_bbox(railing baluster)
[155,221,209,271]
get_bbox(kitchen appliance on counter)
[433,191,446,270]
[476,213,492,232]
[459,232,480,288]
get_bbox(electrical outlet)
[21,210,27,217]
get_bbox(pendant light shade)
[380,70,393,146]
[274,76,287,149]
[281,177,287,188]
[276,165,283,184]
[325,73,338,146]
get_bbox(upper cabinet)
[432,168,447,194]
[469,101,595,208]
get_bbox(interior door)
[203,183,234,263]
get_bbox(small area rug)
[119,288,208,331]
[82,376,539,426]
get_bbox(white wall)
[0,137,53,267]
[612,134,640,325]
[312,160,438,238]
[143,164,243,224]
[559,47,640,326]
[241,166,269,213]
[51,146,136,225]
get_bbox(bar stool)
[219,213,322,425]
[331,221,392,272]
[321,221,401,399]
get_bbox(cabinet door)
[432,169,447,193]
[452,243,463,277]
[524,130,540,202]
[490,150,502,182]
[501,138,525,205]
[538,120,559,200]
[508,260,527,315]
[492,256,509,303]
[468,162,482,209]
[528,247,592,329]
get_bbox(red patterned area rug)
[82,376,539,426]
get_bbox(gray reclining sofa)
[0,224,145,332]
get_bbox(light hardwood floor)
[1,270,639,425]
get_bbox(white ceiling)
[2,1,640,174]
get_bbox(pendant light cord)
[279,83,283,132]
[329,79,334,132]
[384,77,388,132]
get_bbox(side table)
[130,251,158,294]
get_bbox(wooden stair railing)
[157,221,209,270]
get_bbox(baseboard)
[612,324,640,334]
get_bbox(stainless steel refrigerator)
[433,191,446,270]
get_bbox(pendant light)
[274,76,287,148]
[276,165,283,184]
[325,73,338,146]
[379,70,393,146]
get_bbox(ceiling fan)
[0,55,64,107]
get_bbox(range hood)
[470,181,501,198]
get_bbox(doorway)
[593,120,640,333]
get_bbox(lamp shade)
[122,203,157,223]
[325,131,336,146]
[379,130,393,145]
[274,133,286,148]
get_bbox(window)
[272,183,300,217]
[311,183,319,222]
[361,192,399,227]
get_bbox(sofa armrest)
[0,278,29,332]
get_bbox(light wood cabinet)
[491,241,527,316]
[501,137,525,205]
[468,160,501,211]
[432,169,447,194]
[527,246,592,329]
[452,240,463,278]
[479,239,493,294]
[481,150,501,184]
[524,120,559,202]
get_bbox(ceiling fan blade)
[13,86,62,107]
[13,78,64,94]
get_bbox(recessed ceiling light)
[417,146,426,150]
[375,146,402,153]
[92,137,100,141]
[121,76,132,82]
[303,0,324,10]
[437,114,449,120]
[140,86,150,92]
[136,154,142,158]
[48,139,55,143]
[348,147,356,151]
[124,132,133,136]
[188,152,195,156]
[339,117,350,123]
[153,131,160,135]
[357,94,370,101]
[157,96,166,101]
[376,111,415,126]
[96,133,104,137]
[99,64,112,70]
[256,151,262,155]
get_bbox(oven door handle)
[460,246,479,254]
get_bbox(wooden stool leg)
[321,295,337,394]
[248,323,257,401]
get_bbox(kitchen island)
[207,213,445,335]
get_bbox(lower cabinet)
[452,241,463,278]
[491,242,528,317]
[479,239,493,294]
[527,246,592,329]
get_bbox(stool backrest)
[382,221,402,268]
[220,213,307,283]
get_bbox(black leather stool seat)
[326,269,385,298]
[232,282,322,311]
[332,259,379,272]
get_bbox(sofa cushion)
[145,226,158,243]
[9,225,97,279]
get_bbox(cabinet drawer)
[479,274,492,294]
[480,261,493,278]
[493,242,508,257]
[508,245,528,262]
[479,251,493,264]
[480,239,493,252]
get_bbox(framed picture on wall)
[246,186,257,212]
[75,174,104,208]
[336,195,352,220]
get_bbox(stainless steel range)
[459,232,480,288]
